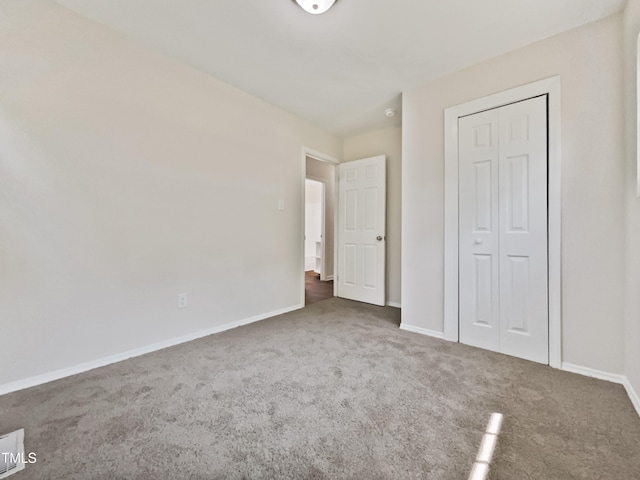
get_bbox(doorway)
[305,179,332,305]
[303,152,338,306]
[301,151,388,308]
[443,76,562,368]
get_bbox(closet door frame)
[443,76,562,368]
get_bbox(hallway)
[305,270,333,305]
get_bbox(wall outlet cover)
[177,293,188,309]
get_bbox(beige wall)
[306,157,336,279]
[402,15,626,373]
[623,0,640,403]
[0,0,341,388]
[343,126,402,306]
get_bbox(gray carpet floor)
[1,298,639,479]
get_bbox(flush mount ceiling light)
[293,0,338,15]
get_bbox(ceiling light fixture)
[293,0,338,15]
[385,108,397,117]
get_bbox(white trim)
[0,304,302,396]
[547,78,562,369]
[623,378,640,418]
[443,76,562,368]
[325,275,334,281]
[333,162,339,297]
[387,302,402,308]
[303,147,340,165]
[562,363,639,417]
[399,323,445,340]
[636,33,640,198]
[561,362,626,384]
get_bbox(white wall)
[0,0,341,388]
[623,0,640,404]
[402,15,626,373]
[343,126,402,306]
[306,157,336,279]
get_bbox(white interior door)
[459,96,548,364]
[337,156,386,306]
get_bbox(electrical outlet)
[177,292,188,309]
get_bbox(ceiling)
[54,0,626,137]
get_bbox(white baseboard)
[387,302,402,308]
[560,362,626,384]
[623,377,640,418]
[399,323,445,340]
[0,304,303,397]
[561,362,639,418]
[324,275,334,281]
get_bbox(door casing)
[443,76,562,368]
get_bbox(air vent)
[0,429,25,479]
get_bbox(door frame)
[443,76,562,368]
[305,177,326,279]
[301,147,340,306]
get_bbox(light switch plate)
[177,292,188,309]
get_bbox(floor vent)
[0,429,25,479]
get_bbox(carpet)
[0,298,638,479]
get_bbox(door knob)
[376,236,383,241]
[474,238,483,244]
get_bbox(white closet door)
[458,108,500,352]
[459,96,548,364]
[498,96,548,363]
